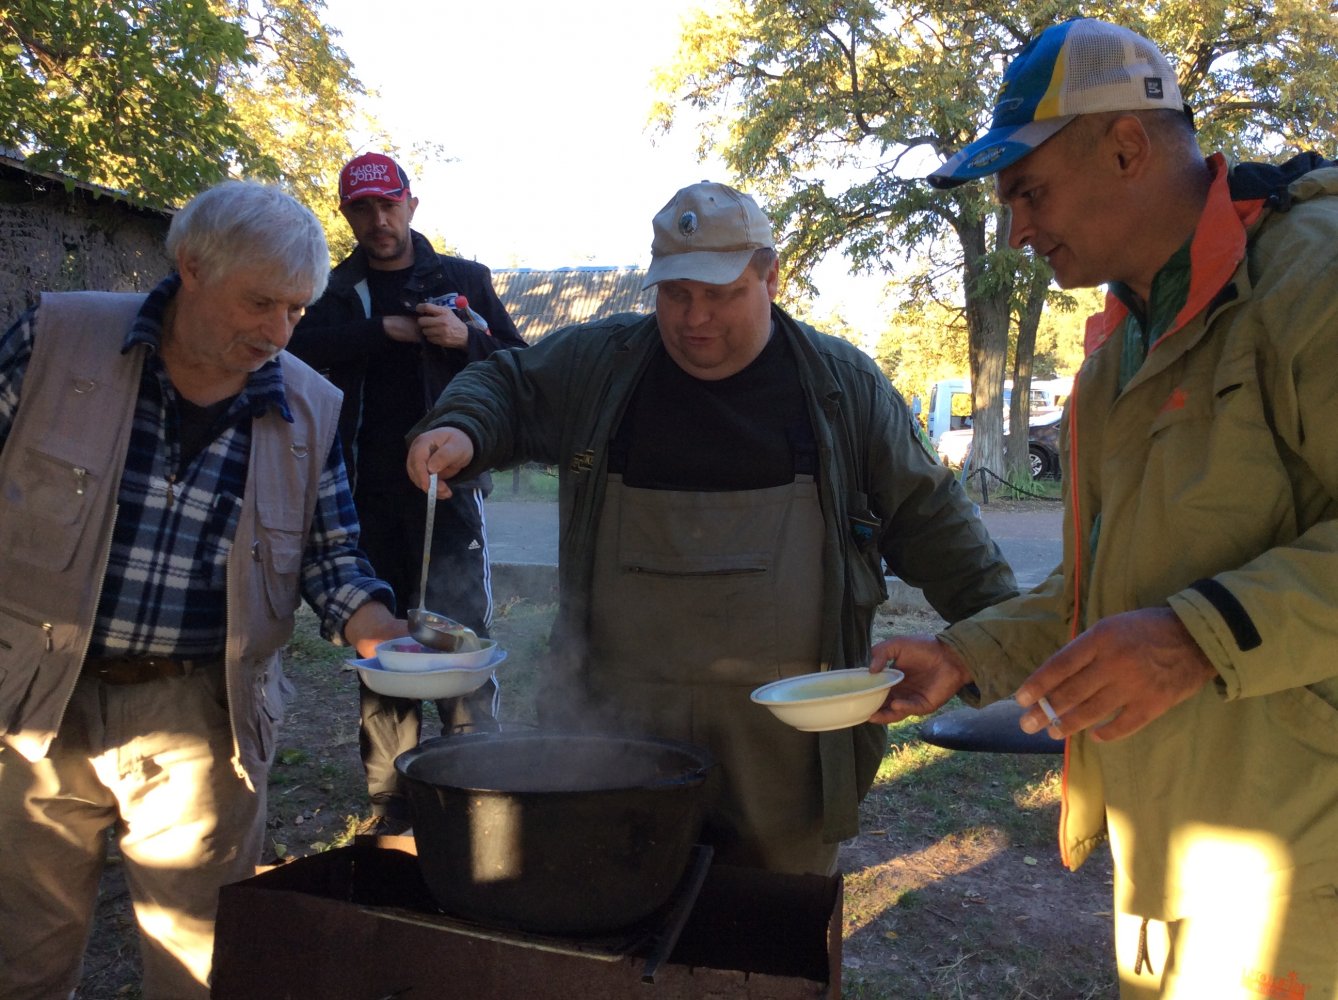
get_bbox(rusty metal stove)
[212,837,841,999]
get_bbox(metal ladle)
[407,472,483,653]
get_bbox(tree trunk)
[1006,267,1050,481]
[959,214,1011,492]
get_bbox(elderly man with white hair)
[0,180,405,999]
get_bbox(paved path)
[969,505,1064,589]
[483,499,1062,599]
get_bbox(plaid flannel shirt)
[0,275,393,656]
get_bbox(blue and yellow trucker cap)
[928,19,1185,189]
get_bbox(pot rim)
[395,728,716,792]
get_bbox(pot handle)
[442,720,538,737]
[647,764,714,788]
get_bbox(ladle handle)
[419,472,437,611]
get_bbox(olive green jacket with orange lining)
[942,153,1338,919]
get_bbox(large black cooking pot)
[395,730,715,936]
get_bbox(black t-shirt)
[177,394,238,468]
[609,329,815,491]
[357,267,425,494]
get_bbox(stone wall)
[0,164,172,323]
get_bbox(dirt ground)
[76,594,1116,1000]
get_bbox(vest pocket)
[0,447,98,572]
[230,654,287,768]
[0,605,51,735]
[254,506,305,620]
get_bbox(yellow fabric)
[942,163,1338,918]
[1115,883,1338,999]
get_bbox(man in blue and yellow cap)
[874,18,1338,1000]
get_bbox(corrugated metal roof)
[0,151,175,218]
[492,266,656,343]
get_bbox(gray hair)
[166,181,330,302]
[748,246,778,277]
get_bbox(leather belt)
[82,655,222,686]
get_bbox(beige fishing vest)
[0,291,340,786]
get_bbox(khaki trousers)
[0,666,266,1000]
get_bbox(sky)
[321,0,730,268]
[319,0,892,330]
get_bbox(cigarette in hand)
[1037,696,1062,729]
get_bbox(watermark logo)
[1242,968,1308,1000]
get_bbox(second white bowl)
[374,636,499,672]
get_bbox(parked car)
[937,408,1062,480]
[1022,409,1062,479]
[917,376,1070,446]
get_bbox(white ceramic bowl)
[353,649,507,700]
[374,636,499,672]
[750,668,904,732]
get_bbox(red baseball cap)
[338,152,411,207]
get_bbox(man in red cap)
[290,152,526,833]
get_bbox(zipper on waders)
[1057,373,1084,871]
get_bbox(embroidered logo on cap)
[346,162,393,186]
[678,211,699,237]
[1144,78,1165,99]
[968,146,1008,170]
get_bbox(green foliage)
[213,0,373,256]
[0,0,371,229]
[871,297,970,410]
[1035,285,1103,375]
[1,0,254,202]
[658,0,1338,285]
[655,0,1338,469]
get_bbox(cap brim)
[927,116,1074,189]
[642,248,758,289]
[339,188,411,208]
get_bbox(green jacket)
[416,305,1017,839]
[944,155,1338,918]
